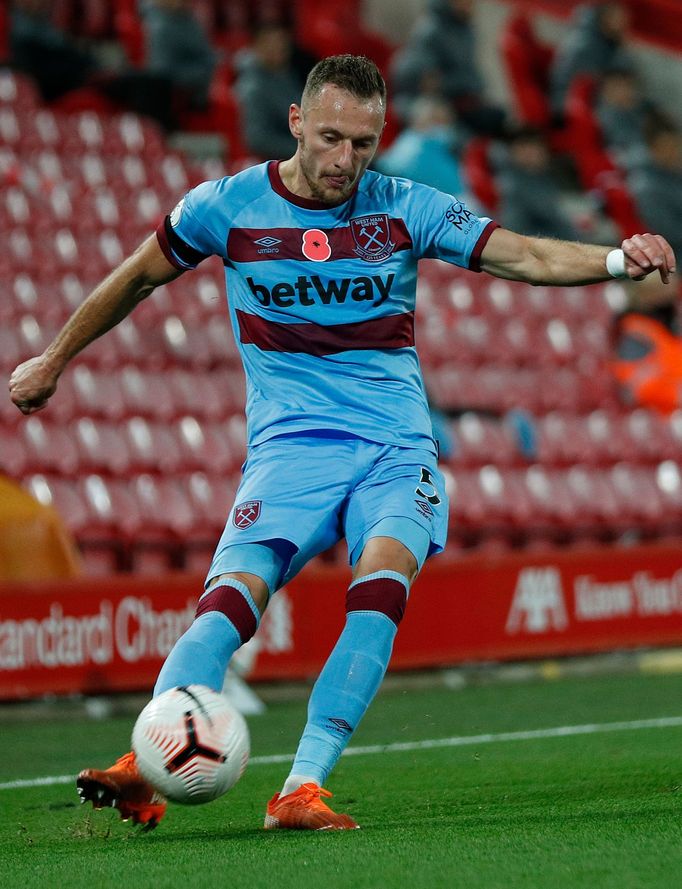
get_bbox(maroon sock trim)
[345,578,407,626]
[195,583,258,643]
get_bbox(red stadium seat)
[448,412,520,468]
[536,413,595,466]
[124,416,183,474]
[25,474,91,536]
[655,460,682,533]
[176,416,235,474]
[0,426,28,478]
[623,408,677,464]
[564,464,622,538]
[609,462,665,533]
[72,366,126,420]
[119,367,175,421]
[74,418,131,475]
[522,465,582,540]
[21,416,80,475]
[127,474,198,572]
[0,71,39,108]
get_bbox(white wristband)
[606,248,627,278]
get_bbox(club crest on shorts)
[350,214,395,262]
[233,500,262,529]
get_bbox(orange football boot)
[264,783,359,831]
[76,751,167,829]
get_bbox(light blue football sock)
[287,571,408,787]
[153,578,261,696]
[153,610,241,696]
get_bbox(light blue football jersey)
[156,161,497,455]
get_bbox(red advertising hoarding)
[2,542,682,700]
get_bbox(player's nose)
[333,140,354,172]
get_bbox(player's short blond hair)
[302,55,386,108]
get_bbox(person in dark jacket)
[142,0,216,110]
[550,2,635,115]
[595,68,661,169]
[497,127,579,241]
[390,0,506,135]
[234,22,305,160]
[628,121,682,264]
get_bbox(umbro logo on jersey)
[246,273,395,308]
[254,236,282,255]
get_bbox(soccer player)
[9,55,675,831]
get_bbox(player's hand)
[8,355,60,415]
[622,234,676,283]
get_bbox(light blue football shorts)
[206,431,449,593]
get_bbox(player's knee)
[195,579,260,644]
[207,570,269,613]
[346,573,409,627]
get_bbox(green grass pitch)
[2,672,682,889]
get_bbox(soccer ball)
[132,685,250,805]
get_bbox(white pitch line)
[2,715,682,791]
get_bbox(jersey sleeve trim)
[156,215,210,270]
[468,220,500,272]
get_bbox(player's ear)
[289,104,303,139]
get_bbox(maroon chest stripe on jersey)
[226,220,412,263]
[236,309,415,356]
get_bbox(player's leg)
[269,444,447,830]
[79,434,352,828]
[76,555,280,828]
[264,535,419,832]
[152,565,271,697]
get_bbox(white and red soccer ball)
[132,685,250,805]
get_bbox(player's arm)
[9,235,182,415]
[479,228,676,286]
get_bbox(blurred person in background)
[628,119,682,265]
[496,126,580,241]
[550,2,635,116]
[376,96,468,198]
[142,0,216,111]
[234,21,306,161]
[9,0,98,101]
[596,68,663,169]
[611,273,682,414]
[390,0,506,136]
[9,0,177,130]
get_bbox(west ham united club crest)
[233,500,262,529]
[350,214,395,262]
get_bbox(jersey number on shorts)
[415,468,441,505]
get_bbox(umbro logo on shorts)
[415,499,434,519]
[233,500,262,529]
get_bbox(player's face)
[290,84,385,204]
